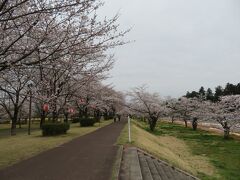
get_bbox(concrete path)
[120,147,143,180]
[119,147,199,180]
[0,120,126,180]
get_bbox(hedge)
[42,123,70,136]
[80,117,96,127]
[103,115,114,120]
[71,117,80,123]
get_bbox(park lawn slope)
[153,121,240,180]
[0,121,112,169]
[118,120,240,179]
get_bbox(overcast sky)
[100,0,240,97]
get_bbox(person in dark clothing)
[117,114,121,121]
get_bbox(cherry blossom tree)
[202,95,240,139]
[0,66,33,135]
[127,86,167,131]
[1,0,128,71]
[173,97,201,129]
[72,81,125,121]
[166,98,181,123]
[176,95,240,137]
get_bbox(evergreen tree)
[199,86,206,100]
[214,86,223,102]
[185,91,199,98]
[236,83,240,94]
[184,83,240,102]
[224,83,236,95]
[206,88,214,101]
[191,91,199,98]
[185,91,191,98]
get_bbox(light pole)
[28,81,33,135]
[128,115,131,143]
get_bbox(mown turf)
[0,123,40,137]
[140,121,240,180]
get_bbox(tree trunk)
[40,111,45,128]
[18,118,21,129]
[84,106,88,118]
[224,128,230,139]
[78,107,83,119]
[51,99,58,122]
[64,113,69,123]
[223,122,230,139]
[94,110,101,122]
[103,110,108,120]
[192,117,198,130]
[11,121,17,136]
[11,109,18,136]
[117,114,121,122]
[18,108,22,128]
[149,117,158,131]
[171,116,174,123]
[52,111,58,122]
[184,119,188,127]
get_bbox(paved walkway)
[120,147,198,180]
[0,120,126,180]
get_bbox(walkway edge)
[111,145,123,180]
[137,148,200,180]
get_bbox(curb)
[111,145,123,180]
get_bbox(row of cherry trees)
[168,96,240,138]
[127,86,240,139]
[0,0,128,135]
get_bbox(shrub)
[80,117,96,127]
[71,117,80,123]
[42,123,70,136]
[95,116,101,122]
[103,115,114,120]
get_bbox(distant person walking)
[117,114,121,121]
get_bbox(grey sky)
[100,0,240,97]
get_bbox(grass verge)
[0,120,112,169]
[118,120,240,180]
[111,145,123,180]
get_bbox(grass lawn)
[118,120,240,180]
[0,120,112,169]
[0,123,41,137]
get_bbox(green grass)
[111,146,123,180]
[0,123,41,137]
[0,120,112,169]
[159,122,240,180]
[129,120,240,180]
[117,124,129,145]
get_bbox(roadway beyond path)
[0,120,126,180]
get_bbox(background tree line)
[185,83,240,102]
